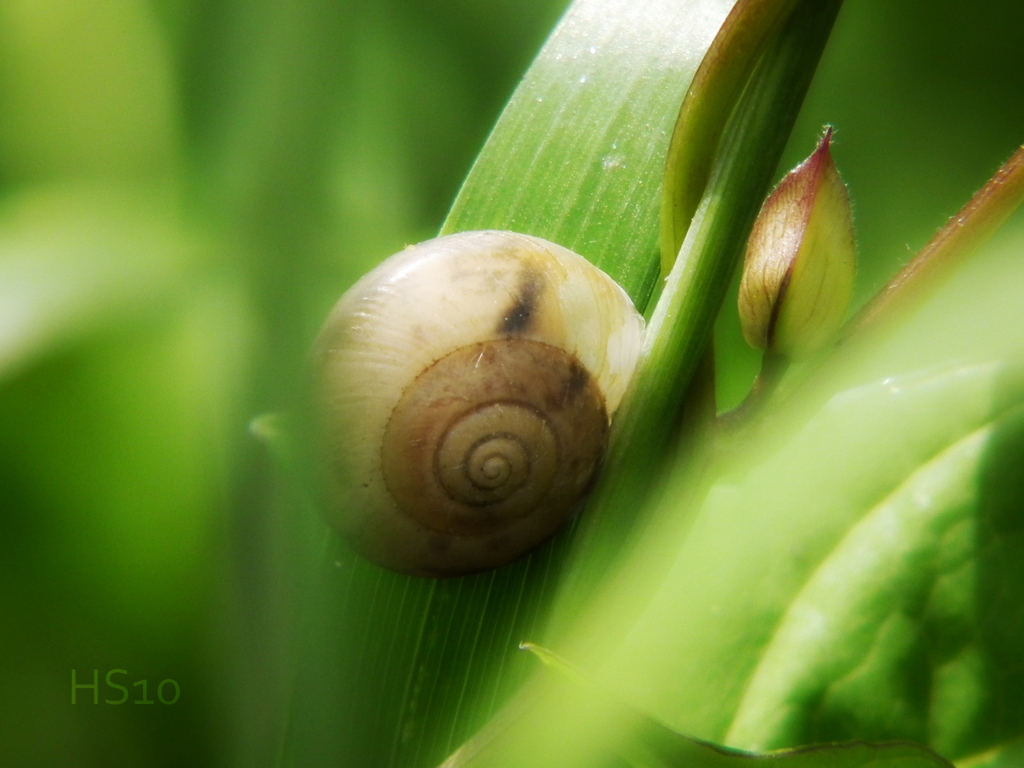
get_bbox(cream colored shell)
[313,230,644,576]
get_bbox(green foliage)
[1,0,1024,767]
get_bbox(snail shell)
[313,230,644,577]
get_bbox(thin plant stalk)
[551,0,845,629]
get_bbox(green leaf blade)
[284,10,734,766]
[443,0,735,306]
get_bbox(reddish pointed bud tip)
[738,127,857,359]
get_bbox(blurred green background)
[0,0,1022,766]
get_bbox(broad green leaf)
[601,360,1024,742]
[726,407,1024,754]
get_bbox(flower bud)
[738,127,856,359]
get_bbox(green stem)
[551,0,845,628]
[660,0,801,272]
[843,145,1024,341]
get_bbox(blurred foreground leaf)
[442,644,953,768]
[588,223,1024,759]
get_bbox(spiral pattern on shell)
[314,231,644,577]
[382,338,608,539]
